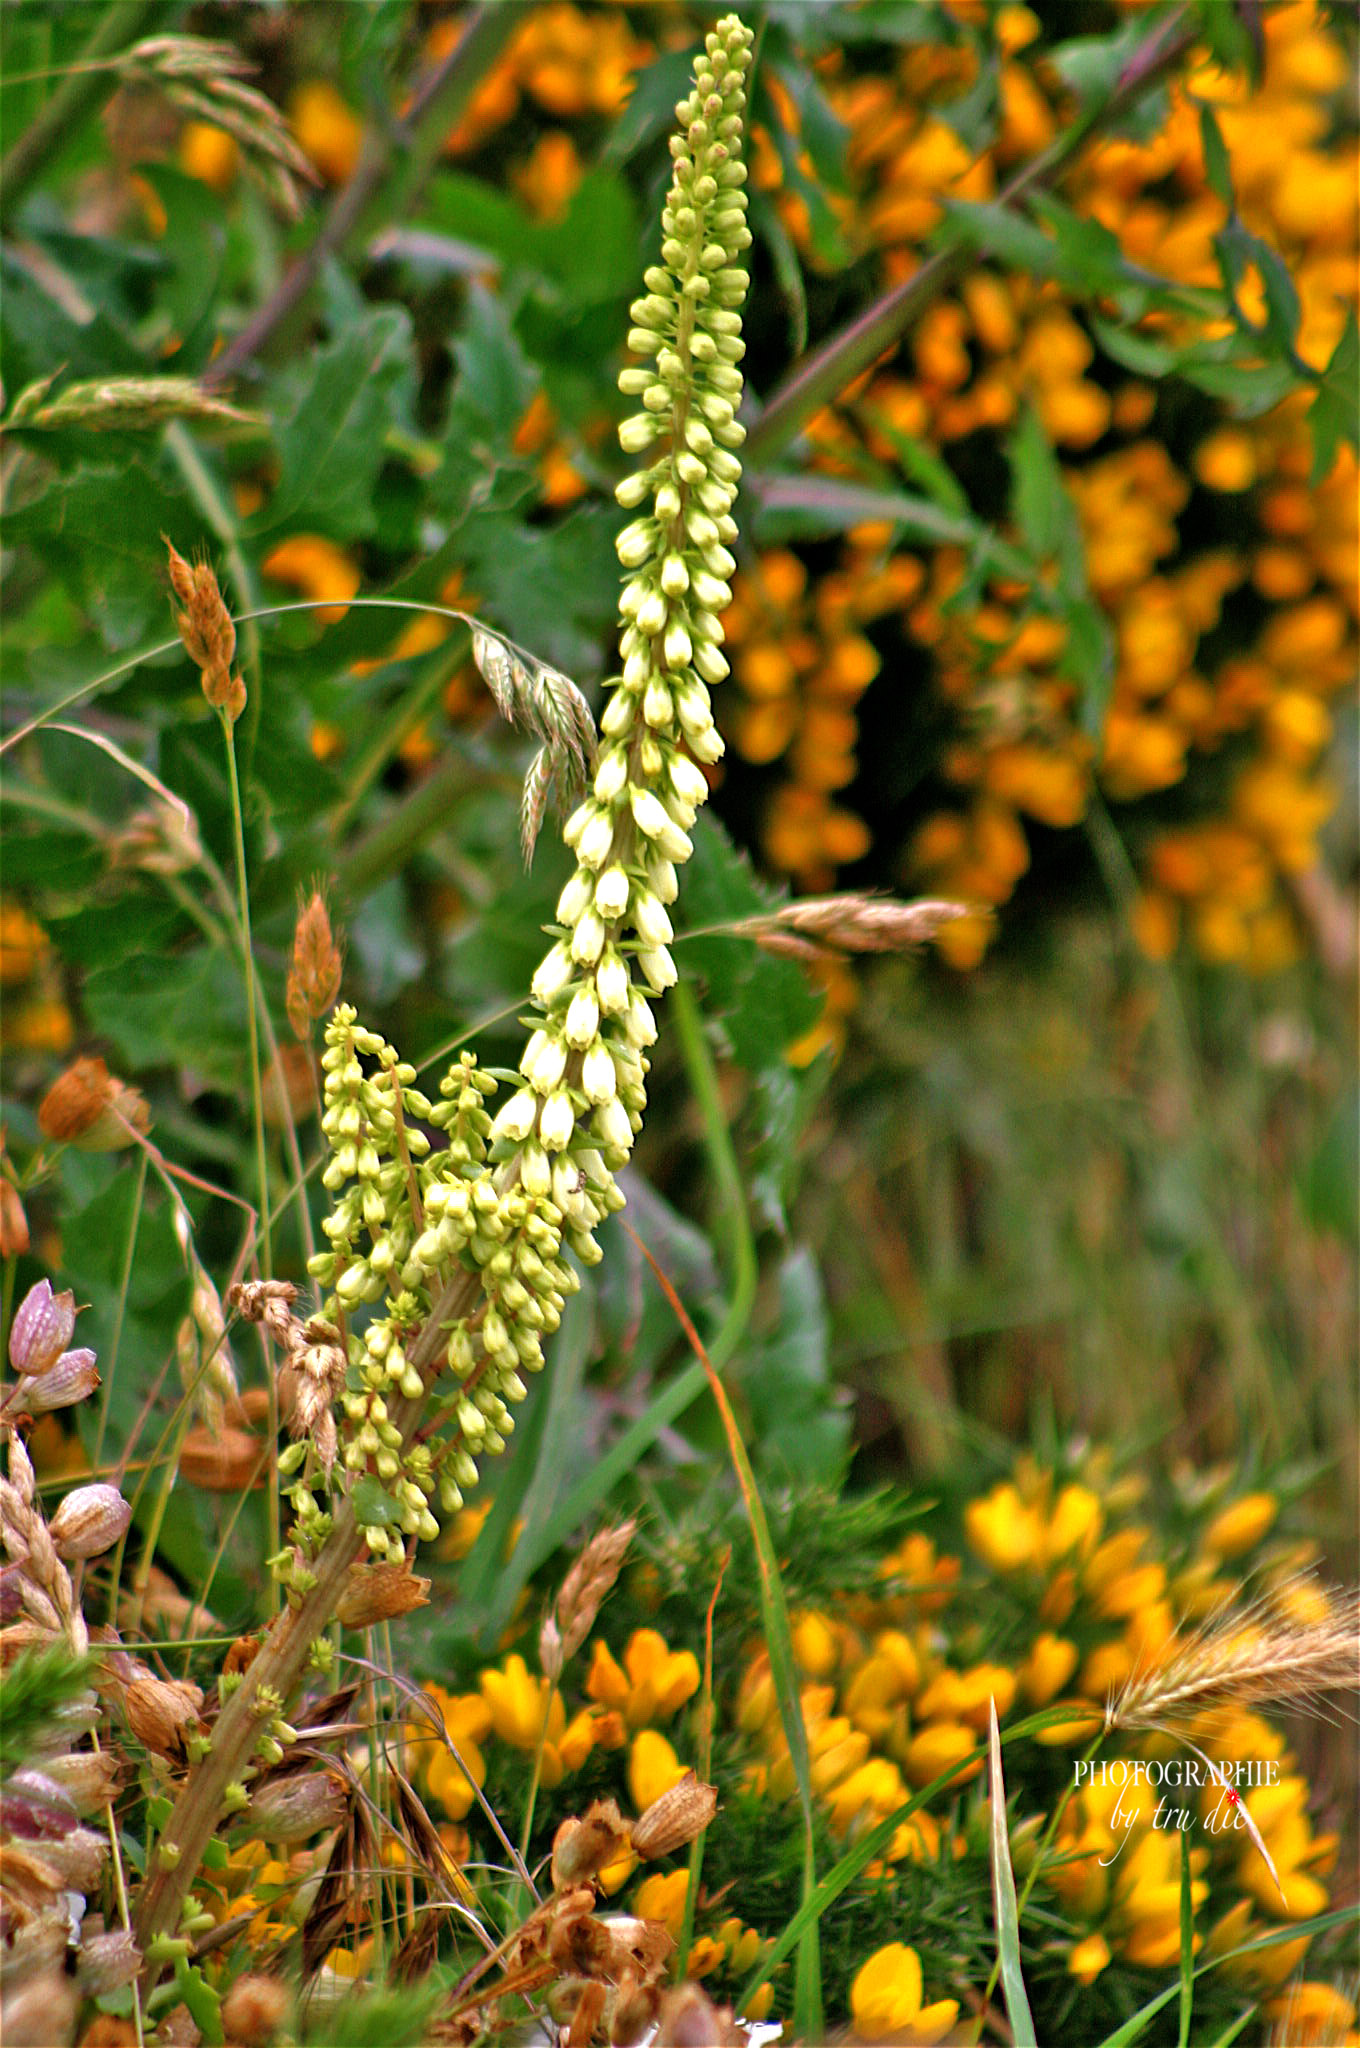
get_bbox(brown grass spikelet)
[737,892,971,958]
[37,1056,150,1151]
[1105,1588,1360,1735]
[540,1518,636,1682]
[164,537,245,722]
[285,890,344,1040]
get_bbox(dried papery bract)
[629,1768,718,1860]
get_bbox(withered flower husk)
[550,1798,632,1892]
[178,1423,266,1490]
[247,1770,347,1844]
[76,1929,142,1996]
[123,1676,204,1758]
[13,1348,100,1415]
[655,1985,746,2047]
[628,1769,717,1861]
[335,1561,430,1631]
[220,1974,291,2045]
[48,1483,132,1560]
[37,1057,150,1151]
[7,1279,76,1378]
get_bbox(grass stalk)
[219,709,280,1604]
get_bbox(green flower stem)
[220,710,280,1605]
[671,975,757,1323]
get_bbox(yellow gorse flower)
[585,1627,700,1727]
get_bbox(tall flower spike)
[504,14,753,1257]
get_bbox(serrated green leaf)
[252,307,415,542]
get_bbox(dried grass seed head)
[286,890,344,1039]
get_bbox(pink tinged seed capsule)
[8,1279,77,1377]
[49,1484,132,1559]
[15,1348,100,1414]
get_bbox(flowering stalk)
[133,12,753,1972]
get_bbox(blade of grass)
[1091,1906,1357,2048]
[1177,1822,1195,2048]
[622,1220,822,2039]
[988,1699,1037,2048]
[676,1544,729,1979]
[1205,2009,1257,2047]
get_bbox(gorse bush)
[0,3,1355,2045]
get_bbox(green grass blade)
[1205,2009,1258,2048]
[1177,1821,1195,2048]
[1091,1905,1357,2048]
[988,1699,1038,2048]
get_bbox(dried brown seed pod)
[629,1769,718,1860]
[37,1057,150,1150]
[335,1561,431,1630]
[48,1484,132,1560]
[123,1676,204,1758]
[178,1424,266,1491]
[550,1798,632,1891]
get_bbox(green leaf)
[680,817,821,1070]
[136,164,229,361]
[1197,102,1233,206]
[83,946,249,1091]
[1008,406,1066,562]
[351,1476,401,1529]
[987,1701,1038,2048]
[1308,307,1359,484]
[252,307,416,542]
[1,460,196,650]
[939,197,1059,277]
[744,1248,850,1484]
[1177,1821,1196,2048]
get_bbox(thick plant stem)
[0,0,168,214]
[134,1258,478,1962]
[745,7,1195,466]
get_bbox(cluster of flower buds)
[490,14,752,1277]
[299,1011,587,1571]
